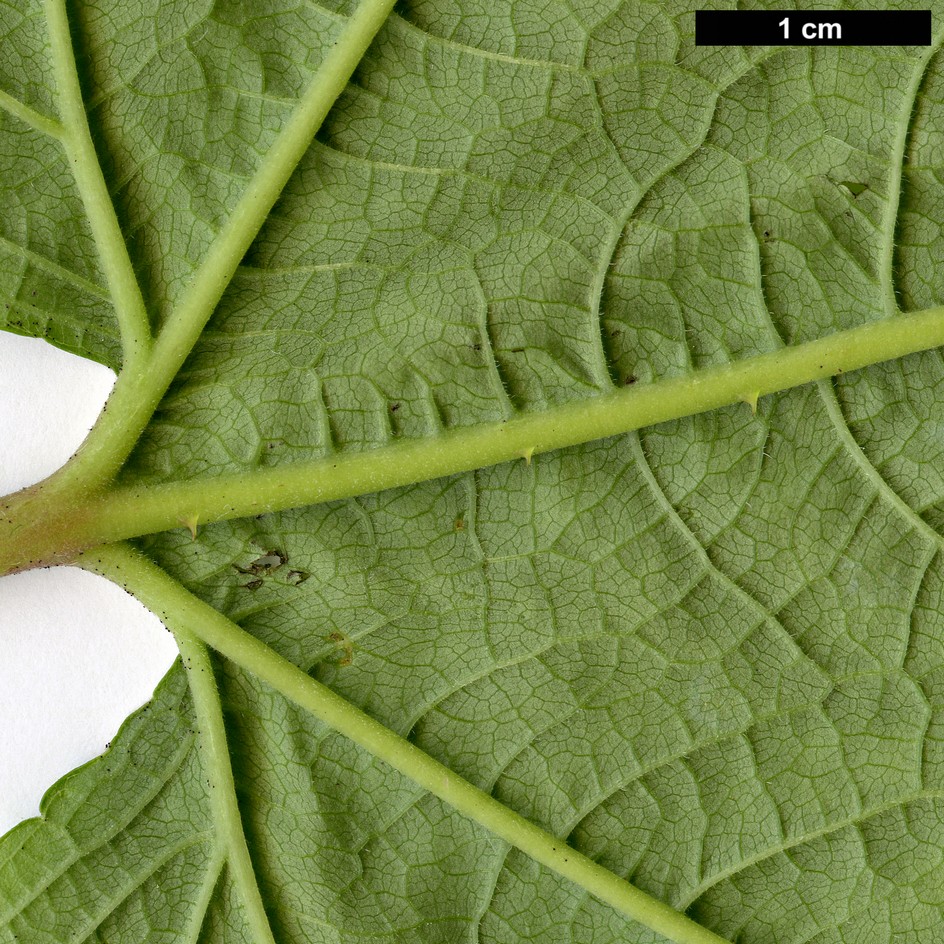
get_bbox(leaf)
[3,2,944,942]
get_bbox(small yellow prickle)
[179,513,199,540]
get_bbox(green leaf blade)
[7,1,944,942]
[0,667,222,944]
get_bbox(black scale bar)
[695,10,931,46]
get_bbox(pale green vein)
[0,89,64,140]
[680,787,944,909]
[630,430,944,913]
[880,35,943,313]
[149,0,399,401]
[182,853,225,944]
[588,214,626,386]
[0,234,110,300]
[8,302,944,578]
[299,0,346,24]
[61,302,944,557]
[313,141,618,219]
[816,378,944,554]
[81,542,733,944]
[44,0,151,365]
[744,151,944,562]
[174,632,277,944]
[388,11,582,73]
[78,835,215,943]
[3,297,120,344]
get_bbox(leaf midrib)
[59,304,944,554]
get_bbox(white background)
[0,332,178,836]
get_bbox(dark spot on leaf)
[327,631,353,666]
[390,402,400,412]
[624,375,637,385]
[235,549,287,576]
[510,347,525,354]
[840,180,868,197]
[287,569,309,585]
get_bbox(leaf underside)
[4,1,944,942]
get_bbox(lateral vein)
[44,0,152,365]
[75,303,944,551]
[0,234,110,300]
[81,542,733,944]
[0,89,64,140]
[148,0,400,408]
[174,631,278,944]
[880,34,944,313]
